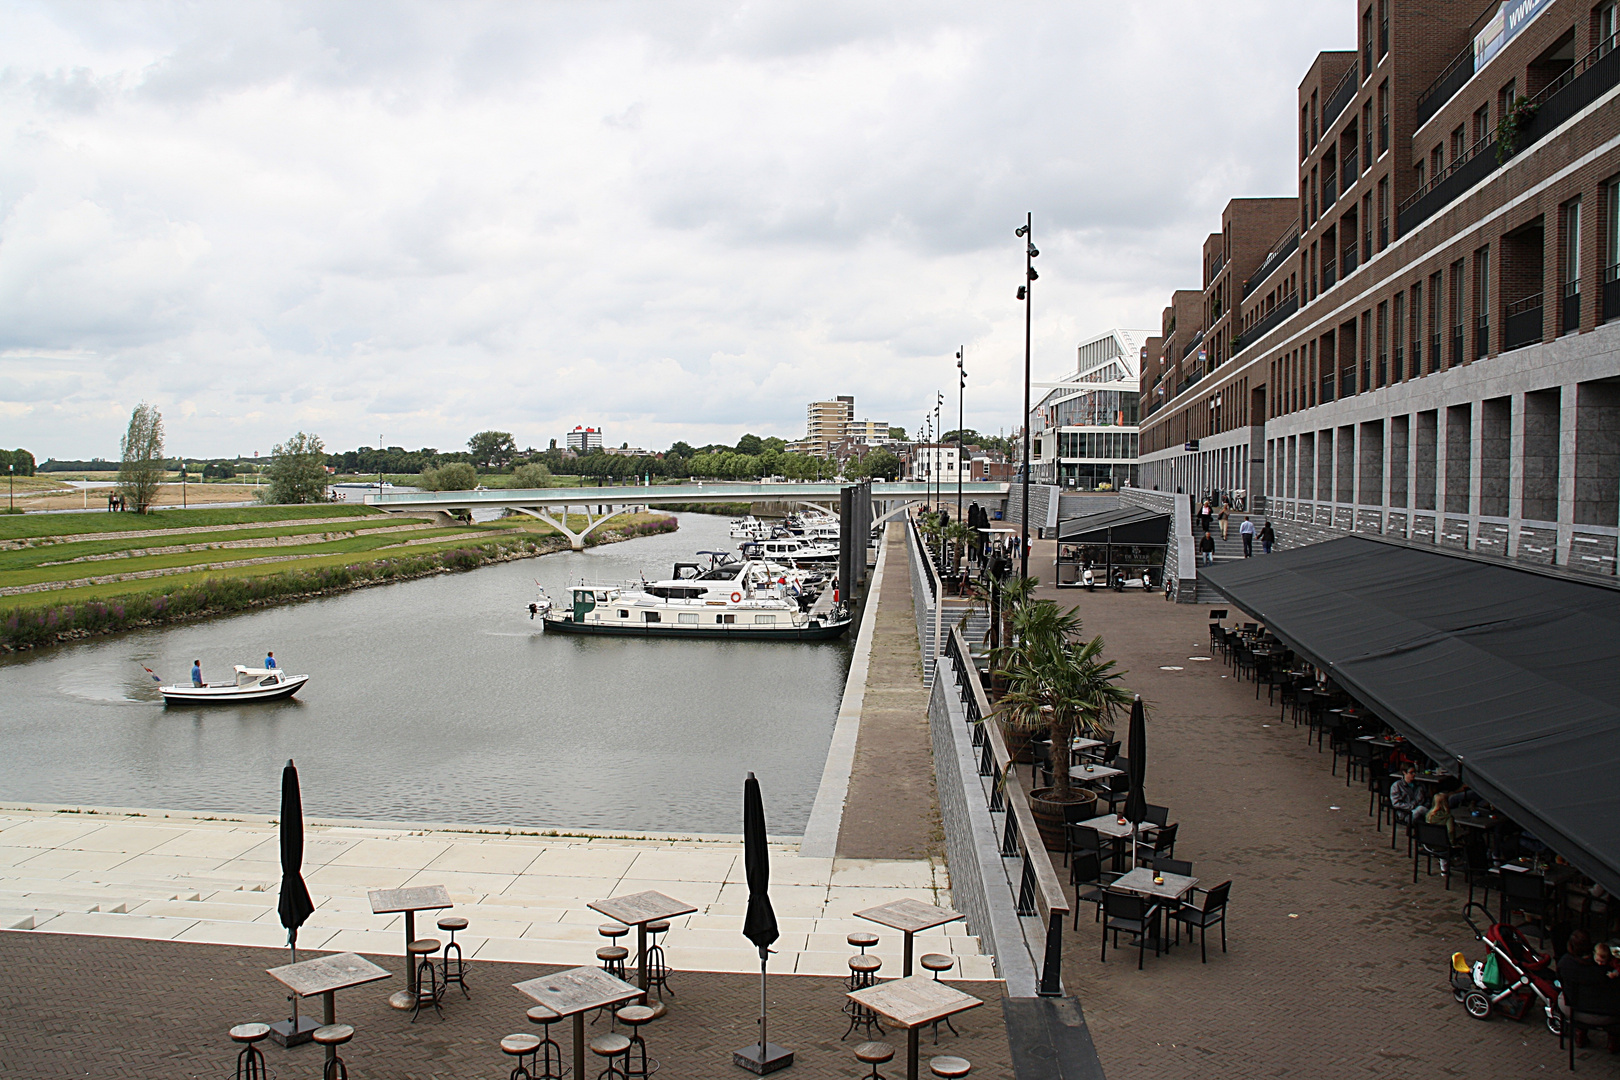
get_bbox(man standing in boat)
[191,660,203,687]
[265,651,276,669]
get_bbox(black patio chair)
[1344,739,1375,787]
[1291,687,1314,728]
[1135,822,1178,862]
[1100,890,1161,969]
[1151,856,1192,877]
[1459,833,1499,910]
[1143,804,1170,827]
[1103,774,1132,815]
[1558,979,1620,1071]
[1413,821,1456,888]
[1070,850,1120,928]
[1501,869,1554,946]
[1170,881,1232,964]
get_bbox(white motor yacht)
[159,666,309,704]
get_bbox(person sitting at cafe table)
[1423,790,1456,845]
[1558,930,1620,1050]
[1390,766,1427,826]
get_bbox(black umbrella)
[734,773,792,1074]
[274,759,317,1044]
[1122,696,1148,867]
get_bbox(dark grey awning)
[1203,537,1620,895]
[1057,505,1169,545]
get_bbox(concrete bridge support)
[511,504,634,551]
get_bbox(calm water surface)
[0,513,850,834]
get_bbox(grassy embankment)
[0,505,675,651]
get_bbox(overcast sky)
[1,1,1346,461]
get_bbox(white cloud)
[0,0,1346,458]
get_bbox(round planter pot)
[1027,787,1099,852]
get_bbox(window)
[1411,281,1425,372]
[1363,193,1373,262]
[1377,177,1389,250]
[1379,0,1389,57]
[1450,261,1466,366]
[1429,271,1444,372]
[644,610,661,623]
[1361,310,1373,390]
[1598,3,1616,58]
[1472,104,1491,147]
[1474,245,1491,358]
[618,609,630,618]
[754,615,777,625]
[718,613,736,624]
[678,612,698,624]
[1451,126,1466,161]
[1497,79,1517,123]
[1393,293,1406,381]
[1378,80,1389,154]
[1311,166,1319,221]
[1363,102,1374,168]
[1431,145,1444,177]
[1377,301,1389,386]
[1363,7,1374,74]
[1415,159,1426,190]
[1564,197,1582,289]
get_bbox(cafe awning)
[1202,536,1620,895]
[1057,505,1169,546]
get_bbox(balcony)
[1234,294,1300,357]
[1342,245,1358,276]
[1606,263,1620,322]
[1323,172,1338,207]
[1242,230,1300,301]
[1181,328,1206,360]
[1562,281,1581,335]
[1322,259,1337,291]
[1477,315,1491,358]
[1341,149,1358,191]
[1399,33,1620,235]
[1417,46,1474,127]
[1323,60,1359,125]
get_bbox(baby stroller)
[1448,902,1563,1034]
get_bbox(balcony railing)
[1414,1,1504,127]
[1401,34,1620,235]
[1503,294,1545,350]
[1323,172,1338,207]
[1324,60,1359,124]
[1234,293,1300,357]
[1605,263,1620,322]
[1321,373,1335,403]
[1322,259,1337,291]
[1242,229,1300,301]
[1341,149,1358,191]
[1477,315,1491,359]
[1562,280,1581,334]
[1342,245,1358,276]
[1181,328,1206,360]
[1393,344,1405,382]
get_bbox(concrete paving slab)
[176,919,333,950]
[303,863,416,891]
[328,837,452,869]
[399,868,517,897]
[96,853,229,878]
[0,820,104,848]
[829,857,942,889]
[9,847,128,872]
[622,848,740,882]
[57,824,191,854]
[522,846,641,879]
[145,830,276,861]
[128,899,272,922]
[424,842,546,876]
[470,935,599,966]
[31,911,195,939]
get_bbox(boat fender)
[731,591,743,602]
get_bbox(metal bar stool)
[616,1004,659,1079]
[920,954,960,1042]
[438,916,470,998]
[930,1055,972,1078]
[590,1032,632,1080]
[854,1040,895,1080]
[847,931,879,955]
[843,955,884,1040]
[229,1022,270,1080]
[312,1023,353,1080]
[502,1033,542,1080]
[526,1006,567,1080]
[594,945,630,1025]
[408,938,443,1022]
[643,919,673,999]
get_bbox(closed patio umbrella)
[271,759,319,1045]
[734,773,792,1074]
[1123,696,1148,868]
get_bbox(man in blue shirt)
[265,651,276,669]
[191,661,203,687]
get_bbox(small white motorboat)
[159,666,309,704]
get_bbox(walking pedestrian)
[1239,516,1255,557]
[1218,505,1230,540]
[1200,530,1216,566]
[1260,520,1275,554]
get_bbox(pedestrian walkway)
[0,804,990,980]
[835,522,942,861]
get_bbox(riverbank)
[0,510,676,652]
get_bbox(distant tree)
[117,403,166,513]
[736,433,764,456]
[889,427,908,441]
[468,430,517,468]
[266,432,331,504]
[858,448,900,481]
[202,461,236,479]
[668,440,695,458]
[419,462,479,490]
[941,429,981,445]
[761,436,787,453]
[508,462,552,488]
[3,449,35,476]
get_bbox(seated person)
[1424,790,1456,844]
[1559,930,1620,1047]
[1389,766,1426,825]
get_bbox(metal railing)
[943,627,1068,997]
[1398,133,1492,215]
[1242,229,1300,301]
[1323,59,1359,124]
[1414,0,1502,127]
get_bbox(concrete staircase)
[1193,525,1254,603]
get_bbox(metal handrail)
[1397,129,1489,215]
[1526,30,1619,111]
[1505,292,1544,318]
[1414,0,1502,123]
[945,626,1068,996]
[1323,59,1359,124]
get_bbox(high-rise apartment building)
[1139,0,1620,576]
[565,426,604,453]
[795,396,890,455]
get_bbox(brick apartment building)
[1139,0,1620,576]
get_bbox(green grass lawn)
[0,504,381,541]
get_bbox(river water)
[0,513,851,834]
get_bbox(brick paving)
[837,523,942,862]
[0,931,1011,1079]
[1026,540,1600,1077]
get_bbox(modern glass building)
[1029,329,1149,490]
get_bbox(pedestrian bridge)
[368,481,1009,549]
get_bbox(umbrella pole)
[759,945,768,1062]
[288,931,300,1030]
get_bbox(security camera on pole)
[1015,213,1039,580]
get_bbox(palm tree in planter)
[994,601,1135,850]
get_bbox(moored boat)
[539,581,851,640]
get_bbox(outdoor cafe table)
[515,966,642,1080]
[589,890,698,991]
[855,899,964,976]
[368,885,452,1007]
[267,952,390,1071]
[1072,763,1123,786]
[1109,866,1199,947]
[847,975,982,1080]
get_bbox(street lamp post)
[956,348,966,529]
[935,391,943,519]
[7,462,13,512]
[1015,213,1038,580]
